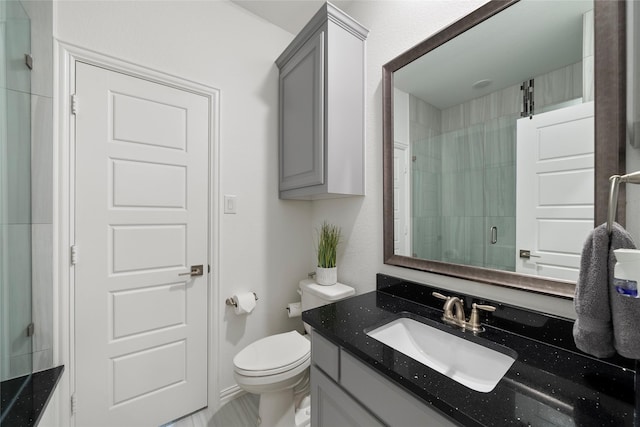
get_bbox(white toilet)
[233,279,355,427]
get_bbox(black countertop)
[302,275,636,426]
[0,366,64,427]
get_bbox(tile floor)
[163,394,259,427]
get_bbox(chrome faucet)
[432,292,495,332]
[441,295,466,328]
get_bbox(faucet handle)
[432,292,448,300]
[466,303,496,332]
[474,303,496,313]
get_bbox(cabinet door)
[340,352,461,427]
[311,366,385,427]
[279,31,324,192]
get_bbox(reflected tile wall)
[6,89,31,225]
[1,0,55,374]
[411,61,584,269]
[32,224,52,372]
[31,95,53,225]
[20,0,53,98]
[0,0,52,383]
[485,216,516,271]
[535,63,582,110]
[484,165,516,218]
[468,217,485,268]
[3,224,33,379]
[410,95,441,260]
[412,217,441,260]
[2,5,30,93]
[441,216,469,265]
[25,0,54,374]
[484,116,516,167]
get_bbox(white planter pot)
[316,267,337,286]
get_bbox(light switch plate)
[224,195,237,214]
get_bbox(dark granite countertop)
[302,275,636,426]
[1,366,64,427]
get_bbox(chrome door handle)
[519,250,540,259]
[179,265,204,277]
[490,226,498,244]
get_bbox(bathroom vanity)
[303,275,636,426]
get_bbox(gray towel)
[573,222,636,358]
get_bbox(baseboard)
[219,385,246,406]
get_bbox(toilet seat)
[234,331,310,377]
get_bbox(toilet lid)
[234,331,310,376]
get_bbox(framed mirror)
[383,0,626,297]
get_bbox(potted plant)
[316,221,341,286]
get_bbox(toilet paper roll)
[233,292,257,315]
[287,302,302,318]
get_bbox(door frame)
[393,142,411,257]
[54,40,221,426]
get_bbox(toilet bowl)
[234,331,310,427]
[232,279,355,427]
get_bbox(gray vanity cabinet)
[276,3,368,200]
[311,366,385,427]
[310,330,461,427]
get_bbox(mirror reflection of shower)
[1,0,33,390]
[392,1,595,282]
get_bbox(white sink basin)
[366,316,516,393]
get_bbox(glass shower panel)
[0,0,32,386]
[483,115,517,272]
[411,132,441,260]
[440,125,483,267]
[411,112,518,271]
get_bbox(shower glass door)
[412,115,517,271]
[0,0,32,396]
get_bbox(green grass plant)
[317,221,341,268]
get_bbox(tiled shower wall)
[410,97,441,259]
[411,61,584,271]
[23,0,54,373]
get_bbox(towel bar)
[606,171,640,233]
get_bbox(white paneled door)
[515,102,594,282]
[74,62,209,426]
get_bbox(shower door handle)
[490,226,498,244]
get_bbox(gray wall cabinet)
[276,3,368,200]
[310,330,461,427]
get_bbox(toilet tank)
[299,279,355,333]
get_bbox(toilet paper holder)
[225,293,258,307]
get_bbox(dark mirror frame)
[383,0,626,298]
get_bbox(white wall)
[54,0,311,396]
[311,0,576,319]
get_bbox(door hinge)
[71,394,77,414]
[208,264,211,273]
[24,53,33,70]
[26,323,35,337]
[71,245,78,265]
[71,94,78,115]
[520,78,534,118]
